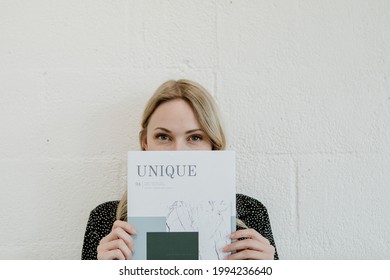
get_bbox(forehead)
[148,99,201,129]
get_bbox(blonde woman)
[82,79,278,260]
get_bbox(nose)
[172,139,188,151]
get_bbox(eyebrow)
[154,127,204,134]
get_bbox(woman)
[82,79,278,260]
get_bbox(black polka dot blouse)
[81,193,279,260]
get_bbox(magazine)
[127,151,236,260]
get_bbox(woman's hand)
[223,228,275,260]
[97,220,137,260]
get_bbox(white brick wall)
[1,0,389,259]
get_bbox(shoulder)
[87,200,119,227]
[236,193,272,228]
[90,200,119,216]
[236,193,268,214]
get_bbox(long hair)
[116,79,226,221]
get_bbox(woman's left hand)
[223,228,275,260]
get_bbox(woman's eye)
[189,135,202,141]
[156,134,170,141]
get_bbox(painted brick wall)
[1,0,389,259]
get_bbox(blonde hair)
[116,79,227,221]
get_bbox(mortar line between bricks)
[294,157,300,235]
[292,155,302,256]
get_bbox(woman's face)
[143,99,212,151]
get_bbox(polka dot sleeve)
[236,194,279,260]
[81,201,119,260]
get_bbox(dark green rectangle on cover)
[147,232,198,260]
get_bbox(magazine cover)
[127,151,236,260]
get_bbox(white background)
[0,0,389,259]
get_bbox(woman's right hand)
[97,220,137,260]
